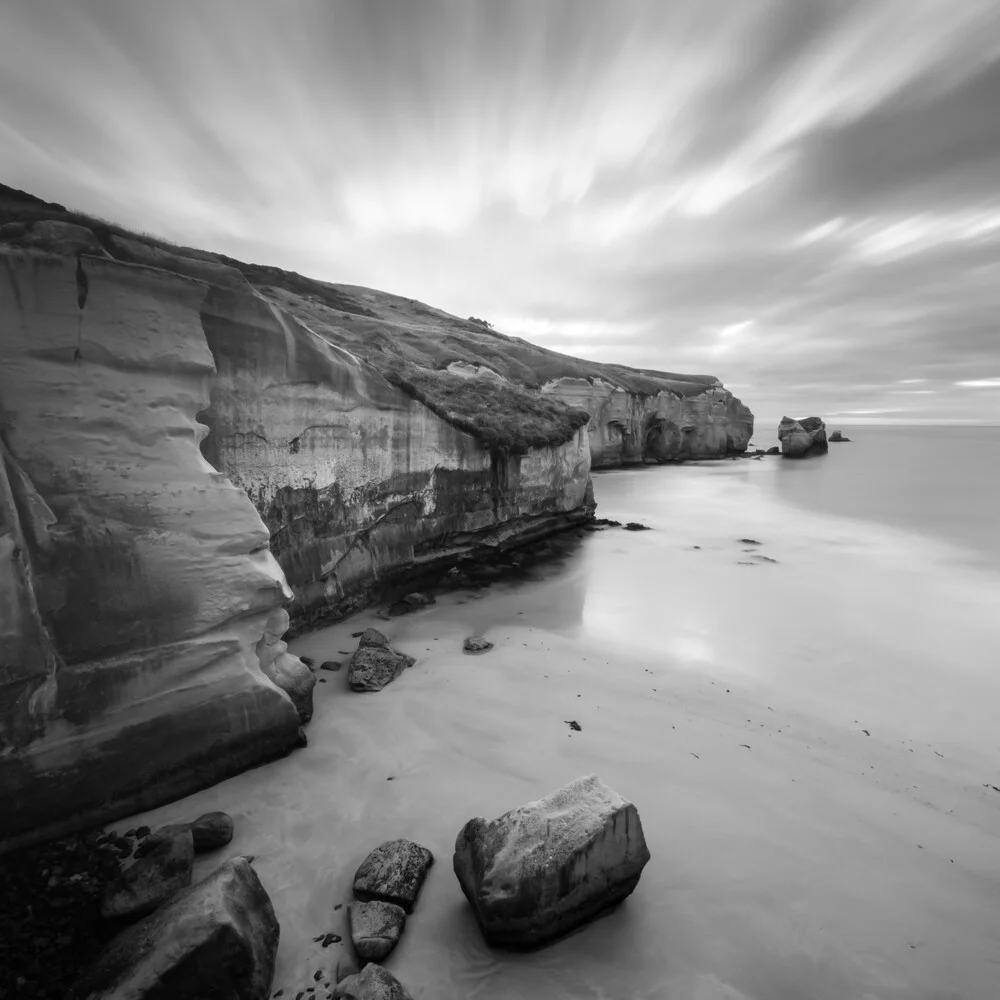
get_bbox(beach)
[115,450,1000,1000]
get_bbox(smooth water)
[125,429,1000,1000]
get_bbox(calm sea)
[753,424,1000,567]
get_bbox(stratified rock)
[190,812,234,852]
[463,636,493,654]
[348,644,416,693]
[778,416,828,458]
[829,430,851,442]
[257,608,316,723]
[72,857,278,1000]
[453,774,650,949]
[346,901,406,962]
[99,828,194,919]
[353,840,434,913]
[332,963,413,1000]
[388,592,436,616]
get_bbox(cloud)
[2,0,999,422]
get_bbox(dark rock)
[766,446,779,455]
[622,522,651,531]
[358,629,391,649]
[346,900,406,963]
[72,857,278,1000]
[351,631,364,638]
[739,538,761,545]
[591,518,622,527]
[135,826,151,839]
[453,774,650,949]
[348,645,416,693]
[99,828,194,919]
[332,963,412,1000]
[463,636,493,654]
[778,415,828,458]
[829,430,851,442]
[387,592,436,616]
[566,720,582,732]
[320,661,343,672]
[190,812,234,852]
[300,656,316,668]
[353,840,434,914]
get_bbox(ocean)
[124,425,1000,1000]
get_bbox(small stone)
[463,636,493,654]
[320,661,342,672]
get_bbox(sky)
[2,0,999,425]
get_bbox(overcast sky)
[3,0,999,424]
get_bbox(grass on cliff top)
[1,183,729,454]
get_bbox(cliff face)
[0,239,592,848]
[194,278,592,626]
[542,377,754,466]
[0,250,303,849]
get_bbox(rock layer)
[453,774,651,949]
[542,376,753,466]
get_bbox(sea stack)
[778,416,828,458]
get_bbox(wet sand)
[116,462,1000,1000]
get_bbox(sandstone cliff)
[0,186,752,848]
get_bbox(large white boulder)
[453,774,650,949]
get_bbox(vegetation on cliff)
[1,183,728,454]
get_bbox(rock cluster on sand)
[778,416,828,458]
[72,857,278,1000]
[347,631,416,693]
[453,775,650,949]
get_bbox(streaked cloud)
[1,0,998,424]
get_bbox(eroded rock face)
[778,416,828,458]
[346,900,407,962]
[542,377,753,466]
[0,251,303,850]
[353,839,434,913]
[71,856,278,1000]
[453,774,651,949]
[256,607,316,722]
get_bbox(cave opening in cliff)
[642,418,681,463]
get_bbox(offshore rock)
[72,857,278,1000]
[829,430,851,442]
[778,416,829,458]
[353,839,434,914]
[453,775,650,949]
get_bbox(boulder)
[332,963,413,1000]
[453,774,650,949]
[256,608,316,722]
[348,641,416,693]
[829,430,851,442]
[346,900,407,962]
[778,416,828,458]
[190,811,235,852]
[766,446,780,455]
[463,636,494,654]
[353,839,434,913]
[100,828,194,919]
[72,857,278,1000]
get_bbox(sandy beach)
[113,460,1000,1000]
